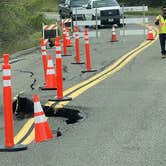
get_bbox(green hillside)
[0,0,58,55]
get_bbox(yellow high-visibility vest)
[156,15,166,34]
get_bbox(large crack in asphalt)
[14,69,37,90]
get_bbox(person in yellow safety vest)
[155,6,166,58]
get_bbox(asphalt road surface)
[0,23,166,166]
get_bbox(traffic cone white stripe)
[85,40,89,44]
[3,80,11,87]
[76,36,79,39]
[112,27,115,32]
[42,52,47,56]
[34,101,43,113]
[34,115,47,124]
[34,99,47,123]
[75,31,79,39]
[47,60,54,67]
[44,39,48,45]
[56,45,62,58]
[3,69,11,76]
[56,46,62,55]
[66,34,70,40]
[85,35,88,40]
[41,46,46,50]
[56,46,61,51]
[3,67,12,87]
[66,28,72,46]
[56,54,62,58]
[47,69,55,75]
[34,112,44,117]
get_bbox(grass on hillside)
[0,0,58,55]
[40,0,59,12]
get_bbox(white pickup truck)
[86,0,123,27]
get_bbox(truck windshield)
[71,0,89,7]
[92,0,119,8]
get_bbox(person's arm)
[155,20,159,25]
[155,15,160,25]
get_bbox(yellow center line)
[14,26,158,145]
[45,40,149,108]
[21,129,34,145]
[14,118,34,144]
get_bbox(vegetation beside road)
[0,0,58,55]
[0,0,162,55]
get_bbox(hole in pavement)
[12,95,85,124]
[13,95,34,120]
[54,108,84,124]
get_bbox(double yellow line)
[14,26,158,145]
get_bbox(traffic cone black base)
[111,39,118,42]
[49,97,72,102]
[81,69,97,73]
[71,62,85,65]
[62,54,72,57]
[0,144,27,152]
[39,86,57,91]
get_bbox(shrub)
[28,13,46,31]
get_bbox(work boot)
[161,54,166,58]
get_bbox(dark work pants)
[159,34,166,54]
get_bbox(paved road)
[1,24,165,166]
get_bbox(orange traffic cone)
[0,54,27,152]
[71,26,84,64]
[40,55,57,90]
[111,25,118,42]
[49,36,72,102]
[34,94,53,143]
[62,27,72,56]
[147,26,154,40]
[82,28,97,73]
[40,38,47,83]
[66,28,72,47]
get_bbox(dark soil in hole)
[55,108,84,124]
[13,95,84,124]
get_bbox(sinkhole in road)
[12,95,84,124]
[44,105,85,124]
[54,107,84,124]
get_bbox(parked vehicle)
[86,0,123,27]
[58,0,89,20]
